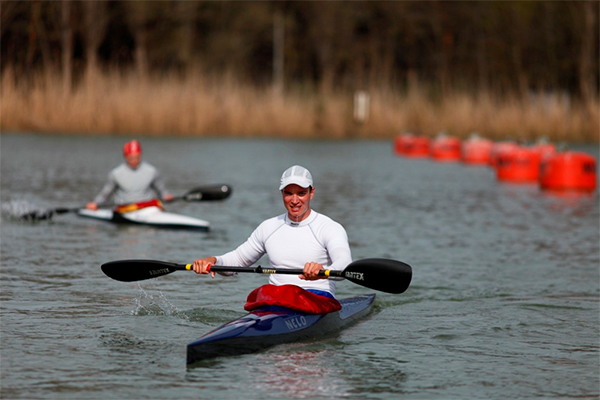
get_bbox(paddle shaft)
[166,264,342,277]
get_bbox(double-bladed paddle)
[100,258,412,294]
[19,184,232,221]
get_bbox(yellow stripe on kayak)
[115,204,140,213]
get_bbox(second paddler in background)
[86,140,174,210]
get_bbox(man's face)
[281,184,314,222]
[125,153,141,169]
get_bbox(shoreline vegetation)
[2,68,598,144]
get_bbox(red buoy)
[531,142,557,160]
[496,146,542,183]
[394,134,409,155]
[462,136,493,165]
[540,152,597,192]
[394,134,430,158]
[430,135,461,162]
[489,141,519,168]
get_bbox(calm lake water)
[1,133,599,399]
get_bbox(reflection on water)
[540,190,598,213]
[251,350,345,399]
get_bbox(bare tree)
[272,6,285,95]
[82,0,108,86]
[307,2,341,95]
[174,0,196,75]
[1,0,20,36]
[26,1,52,73]
[578,1,597,101]
[430,1,453,96]
[61,0,72,94]
[125,1,150,79]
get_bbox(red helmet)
[123,140,142,156]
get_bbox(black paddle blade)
[19,207,78,221]
[343,258,412,294]
[101,259,190,282]
[19,210,55,221]
[185,184,232,201]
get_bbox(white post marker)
[353,91,370,123]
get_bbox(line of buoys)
[393,132,597,193]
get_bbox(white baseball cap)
[279,165,313,190]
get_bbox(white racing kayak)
[77,206,210,231]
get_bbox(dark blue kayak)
[187,293,376,365]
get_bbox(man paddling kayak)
[86,140,174,210]
[192,165,352,299]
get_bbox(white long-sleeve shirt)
[93,162,170,205]
[215,210,352,295]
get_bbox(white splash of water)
[131,282,189,321]
[1,199,46,220]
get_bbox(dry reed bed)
[1,69,598,143]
